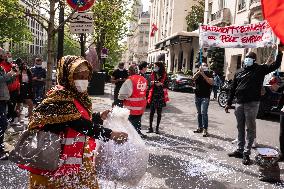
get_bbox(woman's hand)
[100,109,111,120]
[110,131,128,144]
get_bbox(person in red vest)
[147,62,169,134]
[119,64,148,138]
[0,51,20,123]
[18,56,128,188]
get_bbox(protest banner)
[199,20,274,48]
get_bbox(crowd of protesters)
[0,48,47,160]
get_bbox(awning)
[155,31,199,49]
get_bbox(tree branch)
[54,6,79,33]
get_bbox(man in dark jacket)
[111,62,128,107]
[193,62,213,137]
[31,58,46,104]
[226,45,284,165]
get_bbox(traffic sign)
[67,0,95,12]
[70,12,94,33]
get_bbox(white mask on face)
[244,57,254,67]
[119,68,124,71]
[35,64,42,68]
[202,66,208,72]
[7,58,13,63]
[74,80,89,93]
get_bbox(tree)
[207,47,225,76]
[18,0,77,90]
[186,0,205,32]
[0,0,32,43]
[92,0,131,70]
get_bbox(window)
[238,0,246,11]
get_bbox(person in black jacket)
[226,44,284,165]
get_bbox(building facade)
[4,0,47,60]
[148,0,200,73]
[204,0,283,80]
[121,1,150,65]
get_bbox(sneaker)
[228,150,243,158]
[146,128,154,133]
[193,128,203,133]
[139,133,147,139]
[242,155,251,165]
[155,130,160,134]
[202,129,209,137]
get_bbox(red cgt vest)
[19,99,96,178]
[124,75,148,115]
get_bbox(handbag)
[9,129,62,171]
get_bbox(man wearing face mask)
[193,63,213,137]
[226,44,284,165]
[118,64,148,138]
[31,58,46,104]
[111,62,128,107]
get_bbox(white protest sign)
[70,12,94,34]
[199,20,274,48]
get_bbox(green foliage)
[0,0,32,43]
[207,47,225,76]
[186,0,205,32]
[54,27,81,57]
[92,0,131,69]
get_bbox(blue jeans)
[33,85,44,102]
[195,97,210,129]
[0,101,8,152]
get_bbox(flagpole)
[199,23,203,65]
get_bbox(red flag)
[262,0,284,43]
[150,23,158,37]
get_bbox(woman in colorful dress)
[18,56,128,189]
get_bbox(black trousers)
[128,114,142,134]
[280,115,284,155]
[113,86,123,107]
[0,101,8,152]
[7,90,18,120]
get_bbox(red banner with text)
[199,20,274,48]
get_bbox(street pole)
[57,1,65,63]
[80,33,85,57]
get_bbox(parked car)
[168,73,195,92]
[217,78,283,118]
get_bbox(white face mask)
[74,80,89,93]
[154,67,159,72]
[35,64,42,68]
[7,58,13,63]
[244,57,254,67]
[202,66,208,72]
[119,68,124,71]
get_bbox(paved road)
[1,84,284,189]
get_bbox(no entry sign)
[67,0,95,12]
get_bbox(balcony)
[250,0,261,11]
[209,8,231,26]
